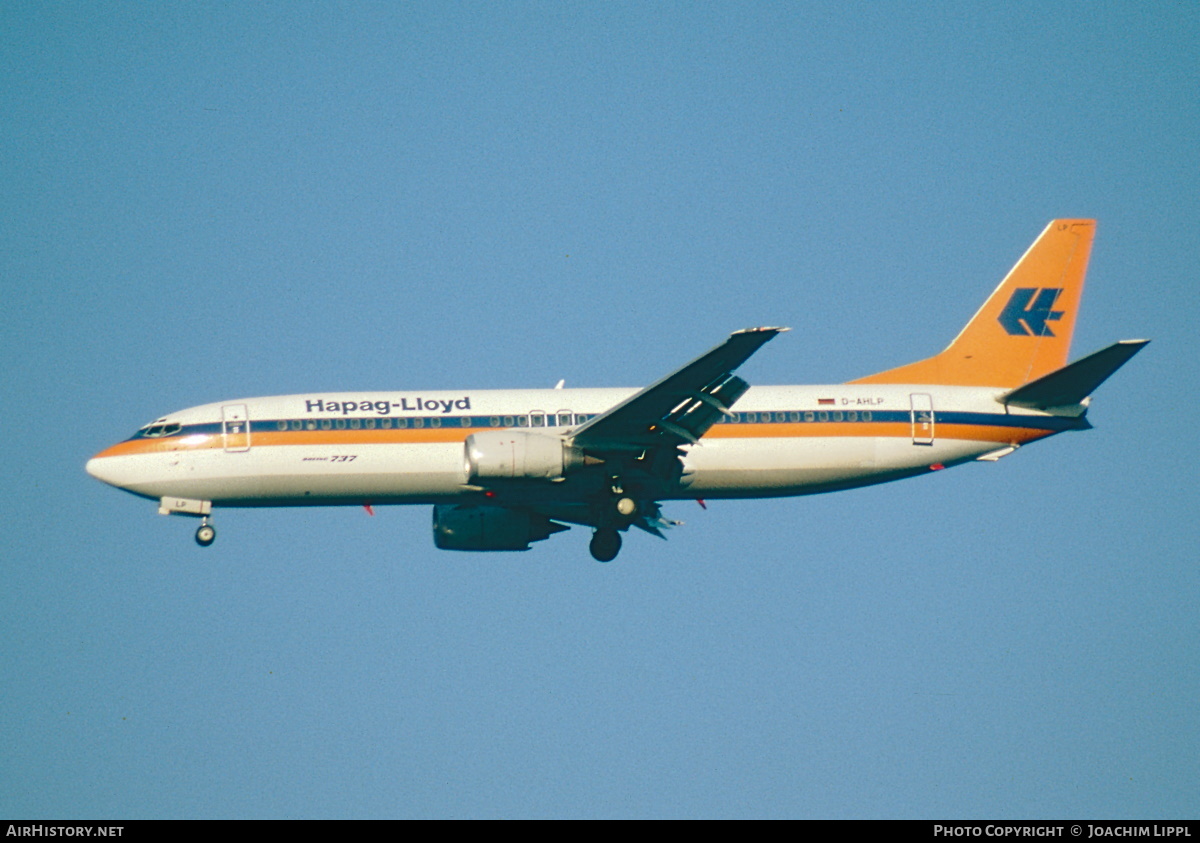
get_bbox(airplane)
[87,220,1147,562]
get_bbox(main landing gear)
[588,478,636,562]
[195,517,216,547]
[589,528,621,563]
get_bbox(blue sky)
[2,1,1197,819]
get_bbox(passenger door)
[222,404,251,452]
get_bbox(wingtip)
[734,326,790,335]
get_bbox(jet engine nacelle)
[464,430,585,482]
[433,504,567,551]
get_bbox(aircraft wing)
[569,327,787,452]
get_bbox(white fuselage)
[86,383,1078,508]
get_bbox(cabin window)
[320,420,332,430]
[364,418,375,429]
[531,413,545,427]
[430,417,441,428]
[517,415,529,427]
[380,418,392,429]
[460,417,471,427]
[412,418,424,429]
[863,411,872,422]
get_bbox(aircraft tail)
[850,220,1096,388]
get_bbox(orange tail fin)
[850,220,1095,388]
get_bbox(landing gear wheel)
[589,528,621,563]
[195,522,216,547]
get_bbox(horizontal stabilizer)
[1002,340,1149,412]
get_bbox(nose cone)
[87,446,165,501]
[86,442,140,490]
[86,453,121,487]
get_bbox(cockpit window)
[138,422,182,438]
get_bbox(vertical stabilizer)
[851,220,1095,387]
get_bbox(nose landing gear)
[195,518,216,547]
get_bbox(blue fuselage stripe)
[125,408,1084,443]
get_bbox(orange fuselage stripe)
[92,422,1053,459]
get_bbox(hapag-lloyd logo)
[304,396,472,415]
[998,287,1065,336]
